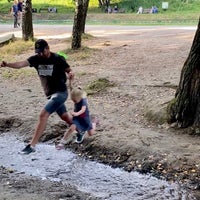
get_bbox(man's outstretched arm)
[0,60,29,69]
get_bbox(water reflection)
[0,133,195,200]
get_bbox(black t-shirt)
[28,53,70,96]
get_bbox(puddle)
[0,133,195,200]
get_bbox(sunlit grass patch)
[0,39,36,79]
[0,39,34,61]
[64,46,98,61]
[1,68,36,79]
[85,78,115,95]
[54,34,97,61]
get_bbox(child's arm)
[71,105,86,117]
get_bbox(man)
[1,39,74,154]
[11,0,19,28]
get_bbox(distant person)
[154,6,158,13]
[56,86,99,149]
[107,6,112,14]
[11,0,19,28]
[151,6,158,14]
[17,0,23,27]
[137,6,143,14]
[113,5,118,13]
[0,39,74,154]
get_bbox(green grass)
[0,37,96,79]
[0,13,198,26]
[85,78,115,95]
[0,39,33,60]
[0,39,36,79]
[86,13,198,26]
[0,0,199,25]
[0,0,75,13]
[1,68,36,79]
[1,0,200,14]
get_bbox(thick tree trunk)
[80,0,89,34]
[71,0,84,50]
[168,18,200,128]
[22,0,34,41]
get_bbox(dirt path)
[0,24,200,199]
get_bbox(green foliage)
[110,0,161,12]
[0,0,199,26]
[0,0,75,13]
[108,0,200,13]
[0,0,200,14]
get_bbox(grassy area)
[0,39,33,60]
[1,0,200,14]
[0,0,198,79]
[0,39,36,79]
[0,0,199,25]
[86,13,199,26]
[0,37,96,79]
[0,12,199,26]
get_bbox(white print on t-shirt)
[38,65,53,76]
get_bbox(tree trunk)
[22,0,34,41]
[80,0,89,34]
[98,0,103,7]
[71,0,84,50]
[168,18,200,128]
[98,0,109,7]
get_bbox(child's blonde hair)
[70,87,87,100]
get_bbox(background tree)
[22,0,34,41]
[80,0,89,33]
[71,0,89,49]
[98,0,110,7]
[167,18,200,128]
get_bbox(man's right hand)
[68,71,74,80]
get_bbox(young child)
[56,87,98,149]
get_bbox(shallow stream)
[0,133,195,200]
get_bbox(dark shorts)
[45,91,68,116]
[73,115,92,132]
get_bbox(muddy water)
[0,133,195,200]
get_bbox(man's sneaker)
[21,144,35,154]
[75,132,85,144]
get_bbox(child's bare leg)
[90,116,100,134]
[62,124,76,141]
[88,129,95,136]
[92,122,96,131]
[56,124,76,149]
